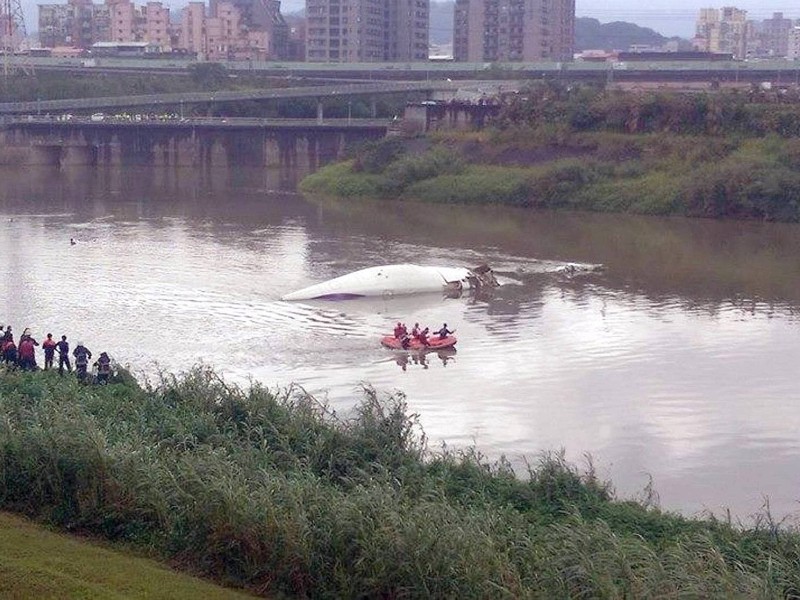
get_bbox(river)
[2,165,800,522]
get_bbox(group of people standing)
[0,325,113,384]
[392,321,455,349]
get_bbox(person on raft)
[417,327,431,347]
[434,323,455,339]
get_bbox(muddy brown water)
[2,165,800,521]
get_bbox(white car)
[90,113,105,122]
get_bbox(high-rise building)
[38,0,93,47]
[143,1,170,48]
[760,12,792,57]
[788,25,800,60]
[453,0,574,62]
[694,6,747,59]
[221,0,287,57]
[305,0,428,62]
[179,1,206,55]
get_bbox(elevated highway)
[0,80,471,114]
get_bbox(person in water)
[42,333,57,370]
[434,323,455,339]
[56,335,71,375]
[95,352,112,384]
[73,341,92,381]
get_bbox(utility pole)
[1,0,29,83]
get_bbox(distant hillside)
[575,17,668,51]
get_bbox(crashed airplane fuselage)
[281,264,498,301]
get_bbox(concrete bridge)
[0,80,466,115]
[0,116,389,169]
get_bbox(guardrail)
[0,115,392,128]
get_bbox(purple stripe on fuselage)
[311,293,366,300]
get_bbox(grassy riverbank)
[0,511,255,599]
[1,367,800,597]
[301,87,800,222]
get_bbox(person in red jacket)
[18,337,37,371]
[42,333,57,370]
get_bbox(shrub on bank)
[299,161,384,197]
[1,368,800,597]
[406,166,532,205]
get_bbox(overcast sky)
[19,0,800,42]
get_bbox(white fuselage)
[281,264,475,301]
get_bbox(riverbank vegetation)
[301,84,800,221]
[1,367,800,597]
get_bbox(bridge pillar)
[316,100,324,124]
[370,98,377,118]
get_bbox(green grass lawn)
[0,511,257,600]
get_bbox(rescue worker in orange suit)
[18,336,37,371]
[42,333,57,370]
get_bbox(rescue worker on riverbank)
[73,342,92,381]
[95,352,111,385]
[17,336,37,371]
[56,335,71,375]
[3,339,17,366]
[42,333,57,370]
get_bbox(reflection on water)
[2,166,800,522]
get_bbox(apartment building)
[109,0,138,42]
[39,0,287,58]
[180,1,205,55]
[694,6,747,59]
[760,12,792,57]
[788,25,800,60]
[38,0,93,47]
[305,0,428,62]
[453,0,575,62]
[142,1,170,47]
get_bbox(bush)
[406,166,532,205]
[379,147,464,195]
[299,161,385,197]
[351,138,406,174]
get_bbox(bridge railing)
[0,114,392,128]
[0,81,466,114]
